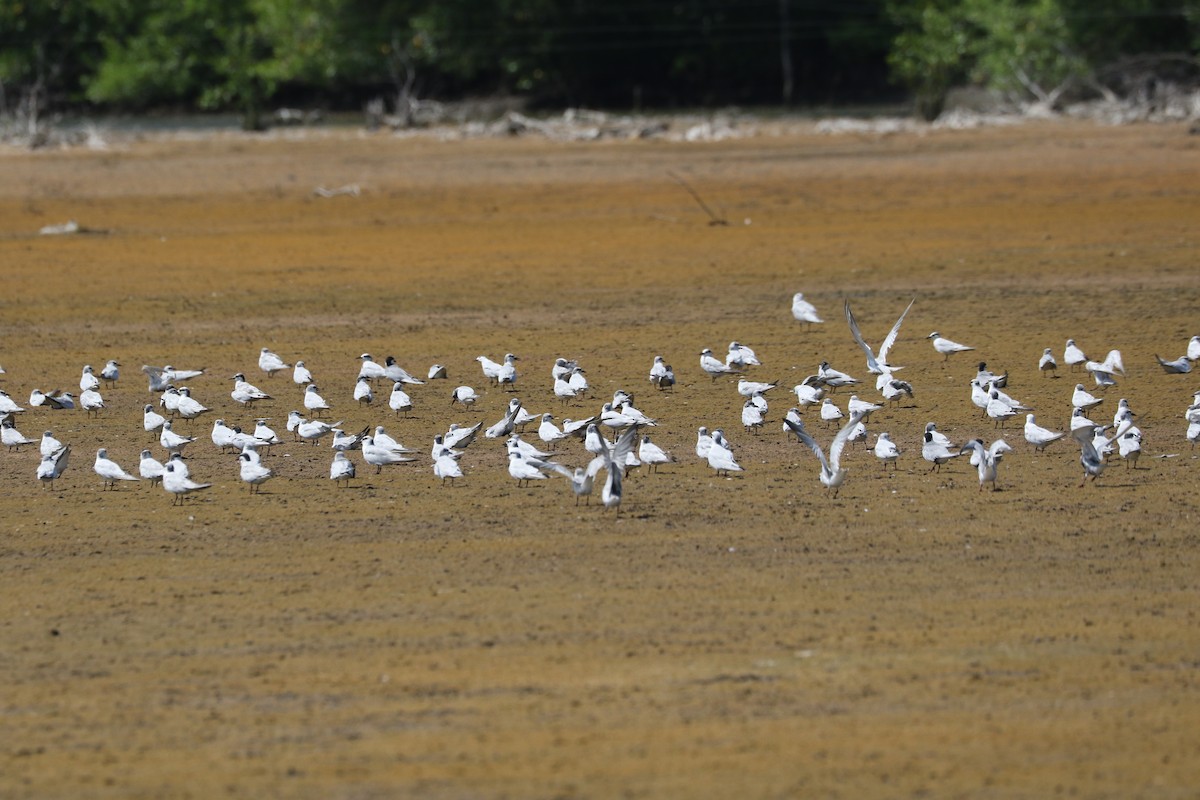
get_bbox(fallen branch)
[667,171,727,226]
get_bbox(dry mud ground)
[1,121,1199,798]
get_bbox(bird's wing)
[829,411,866,471]
[611,425,640,467]
[877,298,915,365]
[785,418,830,472]
[844,300,880,373]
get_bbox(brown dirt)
[2,120,1199,798]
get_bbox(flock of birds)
[3,291,1199,512]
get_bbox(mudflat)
[1,120,1198,798]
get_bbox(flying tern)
[959,439,1012,491]
[785,412,866,497]
[844,297,914,375]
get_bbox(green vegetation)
[1,0,1197,129]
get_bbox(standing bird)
[785,412,865,498]
[139,449,166,486]
[1117,429,1142,469]
[143,404,167,437]
[231,373,272,406]
[1072,384,1104,413]
[791,292,823,325]
[819,398,844,427]
[2,419,37,451]
[93,448,140,489]
[37,444,71,488]
[450,385,479,408]
[1024,414,1066,452]
[238,451,275,493]
[637,435,674,473]
[700,348,739,381]
[357,353,388,381]
[362,437,415,474]
[388,382,413,416]
[1188,336,1200,362]
[99,359,121,388]
[477,355,504,384]
[922,430,962,472]
[292,360,314,390]
[258,348,290,378]
[159,420,196,455]
[80,365,100,392]
[927,331,975,362]
[384,356,425,385]
[1075,422,1131,487]
[1038,347,1058,378]
[874,432,901,471]
[1063,339,1088,371]
[959,439,1012,492]
[726,341,761,369]
[330,451,357,487]
[303,384,331,417]
[353,375,375,406]
[433,446,464,485]
[162,461,211,505]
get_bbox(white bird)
[486,398,523,439]
[591,425,641,512]
[1063,339,1088,371]
[617,401,657,427]
[139,449,165,486]
[782,407,804,440]
[80,365,100,392]
[159,421,196,455]
[1156,354,1192,374]
[450,385,480,408]
[786,412,865,498]
[845,297,914,375]
[40,430,65,458]
[143,404,167,437]
[874,432,900,470]
[651,361,675,391]
[211,418,240,452]
[433,447,464,485]
[959,439,1012,491]
[143,364,204,391]
[927,331,974,361]
[372,425,415,455]
[560,417,594,438]
[162,461,211,504]
[173,387,209,420]
[37,444,71,488]
[585,423,613,455]
[568,367,588,396]
[726,341,761,369]
[1084,349,1125,386]
[700,348,739,380]
[238,451,275,493]
[706,430,743,477]
[2,419,37,451]
[330,451,357,487]
[742,399,765,433]
[817,361,858,390]
[231,372,272,406]
[1024,414,1066,452]
[166,452,190,479]
[99,359,120,387]
[258,348,290,377]
[792,376,825,407]
[1117,429,1142,468]
[1076,421,1131,486]
[384,356,425,385]
[1188,336,1200,362]
[428,364,448,380]
[1072,384,1103,412]
[292,360,314,390]
[362,436,416,473]
[538,413,568,443]
[985,390,1020,428]
[40,391,75,410]
[477,355,504,384]
[79,388,105,416]
[507,451,552,487]
[357,353,387,381]
[649,355,669,384]
[330,427,370,452]
[922,429,962,472]
[1038,348,1058,378]
[847,395,882,420]
[444,421,482,449]
[695,426,714,459]
[252,418,281,449]
[496,353,520,390]
[638,435,674,473]
[2,390,28,412]
[819,398,843,427]
[1070,406,1101,437]
[303,384,331,416]
[974,362,1008,389]
[736,379,776,397]
[880,378,914,406]
[352,376,374,406]
[791,292,823,325]
[1113,398,1136,429]
[296,417,340,445]
[551,358,577,381]
[92,447,139,489]
[553,375,578,403]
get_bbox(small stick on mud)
[667,171,728,226]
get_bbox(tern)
[450,385,480,408]
[847,395,882,420]
[357,354,387,381]
[1117,429,1142,468]
[1038,348,1058,378]
[159,421,196,455]
[742,399,765,434]
[258,348,290,377]
[79,388,105,417]
[700,348,739,381]
[817,361,858,390]
[985,390,1020,428]
[927,332,975,361]
[485,398,522,439]
[428,364,448,380]
[252,418,282,449]
[874,432,901,470]
[303,384,331,417]
[99,360,120,388]
[433,447,464,485]
[143,404,167,437]
[292,361,314,390]
[330,451,357,487]
[922,430,962,472]
[785,412,865,498]
[706,430,743,476]
[172,387,209,420]
[844,297,914,375]
[637,435,674,473]
[649,355,669,384]
[1189,336,1200,362]
[162,461,211,504]
[1072,384,1103,412]
[384,356,425,385]
[793,377,825,407]
[975,362,1007,389]
[93,448,139,489]
[353,376,374,406]
[726,341,761,369]
[296,417,340,445]
[373,425,415,454]
[362,436,416,473]
[791,292,823,325]
[819,398,843,427]
[538,413,569,443]
[568,367,588,397]
[139,449,165,486]
[1063,339,1088,371]
[80,365,100,392]
[1024,414,1066,452]
[553,375,577,403]
[880,378,914,406]
[231,373,272,405]
[1075,421,1131,486]
[959,439,1012,491]
[1084,350,1125,386]
[507,451,554,487]
[591,425,641,512]
[40,430,65,458]
[444,421,482,449]
[389,383,414,417]
[496,353,520,390]
[2,419,37,451]
[238,451,275,493]
[736,379,777,397]
[477,355,504,384]
[782,408,804,441]
[143,364,204,391]
[1,390,28,413]
[330,427,370,452]
[37,444,71,488]
[552,358,577,381]
[1156,354,1192,374]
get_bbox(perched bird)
[27,389,55,409]
[726,341,761,369]
[43,391,76,410]
[37,444,71,488]
[433,447,464,485]
[353,375,374,406]
[258,348,290,377]
[330,451,357,487]
[2,419,37,451]
[357,353,388,381]
[211,418,241,452]
[648,356,669,385]
[1,390,27,413]
[139,449,166,486]
[959,439,1012,492]
[785,412,865,498]
[817,361,858,390]
[80,365,100,392]
[303,384,331,417]
[296,417,340,445]
[1063,339,1088,371]
[819,398,844,427]
[922,430,962,472]
[93,448,139,489]
[695,426,714,460]
[845,297,914,375]
[373,425,415,455]
[330,427,370,452]
[782,407,804,441]
[553,374,578,403]
[231,373,272,406]
[496,353,519,390]
[1117,429,1142,469]
[736,379,777,397]
[700,348,739,381]
[1024,414,1066,452]
[638,435,674,473]
[568,367,588,397]
[975,362,1008,389]
[252,418,282,449]
[507,451,554,487]
[1156,354,1192,374]
[1038,348,1058,378]
[292,361,314,390]
[585,423,614,455]
[450,385,480,408]
[477,355,504,384]
[362,436,416,473]
[485,398,523,439]
[847,395,882,420]
[238,451,275,493]
[1188,336,1200,362]
[791,292,823,325]
[741,399,765,433]
[173,387,209,420]
[162,461,211,505]
[99,360,121,388]
[384,356,425,385]
[793,376,825,407]
[143,404,167,437]
[880,378,914,406]
[706,429,743,477]
[444,421,482,449]
[1072,384,1103,412]
[40,430,65,458]
[428,364,448,380]
[985,390,1019,428]
[874,432,901,470]
[538,413,569,444]
[159,421,196,455]
[927,331,975,361]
